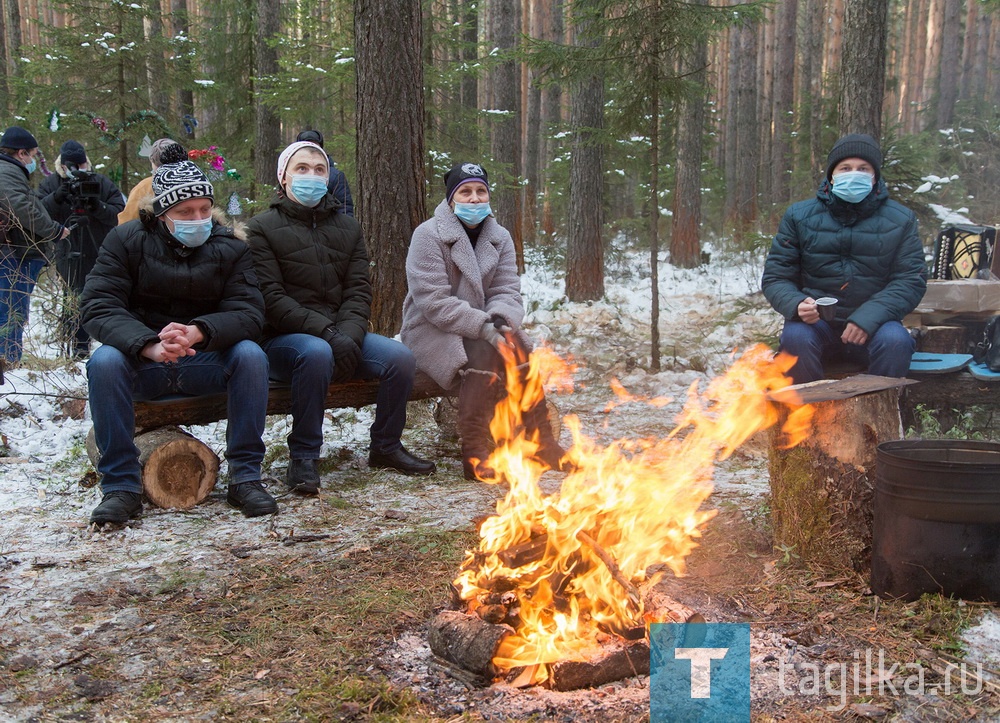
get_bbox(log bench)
[87,372,453,510]
[132,371,451,430]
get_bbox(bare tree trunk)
[172,0,194,138]
[460,0,478,120]
[521,0,542,249]
[650,79,660,372]
[487,0,523,271]
[728,21,759,233]
[254,0,281,188]
[839,0,887,138]
[959,0,979,101]
[771,0,797,205]
[565,11,604,302]
[935,0,962,128]
[671,0,708,269]
[4,0,22,111]
[969,6,992,100]
[0,0,8,115]
[723,24,740,222]
[355,0,426,335]
[757,3,774,206]
[144,0,170,118]
[539,0,563,241]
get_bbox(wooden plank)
[132,371,451,430]
[767,374,917,406]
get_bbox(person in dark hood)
[39,139,125,359]
[245,141,434,495]
[294,129,354,217]
[80,158,276,526]
[761,133,926,385]
[0,126,69,363]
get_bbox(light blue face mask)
[453,202,492,226]
[289,174,328,207]
[23,157,37,174]
[831,171,874,203]
[167,217,213,248]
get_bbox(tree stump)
[86,426,219,509]
[766,376,915,572]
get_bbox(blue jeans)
[261,332,415,458]
[0,252,45,363]
[87,340,269,494]
[779,319,916,385]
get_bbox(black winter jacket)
[761,179,927,335]
[39,161,125,292]
[0,153,64,262]
[245,195,371,347]
[80,214,264,360]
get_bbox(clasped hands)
[796,297,868,345]
[481,315,515,351]
[142,322,204,363]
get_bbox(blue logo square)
[649,622,750,722]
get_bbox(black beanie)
[296,129,325,148]
[60,140,87,166]
[444,162,489,203]
[0,126,38,150]
[826,133,882,181]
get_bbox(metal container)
[872,439,1000,601]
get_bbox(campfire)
[429,344,813,690]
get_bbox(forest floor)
[2,252,1000,722]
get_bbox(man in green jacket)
[761,134,926,385]
[245,141,435,495]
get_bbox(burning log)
[575,530,641,610]
[86,426,219,509]
[767,375,913,571]
[548,639,650,691]
[427,610,514,683]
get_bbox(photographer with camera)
[40,140,125,359]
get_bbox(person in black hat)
[80,157,275,526]
[0,126,69,363]
[294,130,354,216]
[761,133,926,384]
[400,162,569,481]
[39,139,125,359]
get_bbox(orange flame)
[454,343,812,678]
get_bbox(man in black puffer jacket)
[40,139,125,359]
[246,141,434,495]
[80,158,276,526]
[762,134,926,385]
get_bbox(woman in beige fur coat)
[401,162,567,480]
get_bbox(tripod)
[58,211,97,360]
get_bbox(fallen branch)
[575,530,641,610]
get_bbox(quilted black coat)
[80,214,264,359]
[244,195,371,347]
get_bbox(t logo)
[674,647,729,698]
[650,623,750,722]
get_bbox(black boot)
[286,458,321,495]
[515,360,570,472]
[459,369,500,481]
[227,481,278,517]
[90,491,143,526]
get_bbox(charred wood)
[427,610,513,682]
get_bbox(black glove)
[84,197,101,213]
[53,182,72,205]
[322,326,362,382]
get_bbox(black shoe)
[90,491,143,526]
[286,458,321,495]
[369,447,436,476]
[227,480,278,517]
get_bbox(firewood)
[642,588,704,625]
[497,534,550,568]
[86,426,218,509]
[547,639,650,691]
[575,530,641,610]
[427,610,513,682]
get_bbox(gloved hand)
[481,321,511,351]
[323,326,362,382]
[53,181,72,205]
[84,196,101,213]
[490,314,513,334]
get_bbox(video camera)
[64,163,102,213]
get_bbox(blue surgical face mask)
[23,156,37,174]
[453,202,492,226]
[166,216,213,248]
[289,174,328,207]
[831,170,874,203]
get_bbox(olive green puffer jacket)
[761,179,927,335]
[244,195,371,347]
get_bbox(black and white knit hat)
[151,160,214,216]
